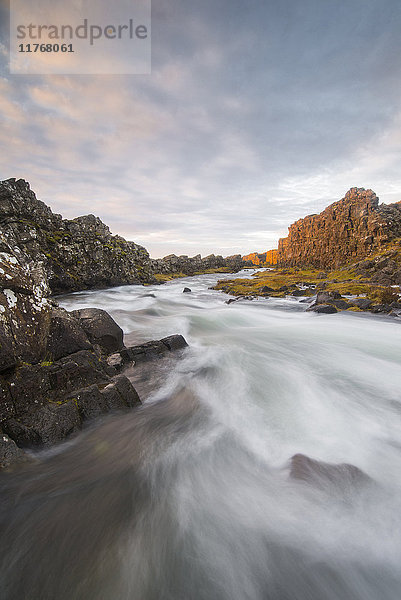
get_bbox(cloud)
[1,0,401,257]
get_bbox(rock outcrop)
[152,253,244,275]
[0,178,155,294]
[0,242,142,452]
[278,188,401,268]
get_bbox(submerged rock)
[289,453,372,493]
[120,334,188,364]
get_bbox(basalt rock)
[71,308,124,354]
[0,178,155,293]
[119,334,188,364]
[278,188,401,269]
[0,242,142,457]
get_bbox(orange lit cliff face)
[242,250,278,266]
[277,188,401,269]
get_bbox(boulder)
[47,310,92,360]
[183,287,192,293]
[352,297,373,310]
[161,334,188,351]
[306,304,338,314]
[71,308,124,354]
[100,375,141,409]
[316,291,342,303]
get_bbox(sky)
[1,0,401,258]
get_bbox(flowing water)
[1,270,401,599]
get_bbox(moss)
[153,272,187,282]
[40,361,53,367]
[368,286,399,304]
[213,265,391,301]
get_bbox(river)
[1,270,401,599]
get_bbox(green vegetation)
[213,263,399,308]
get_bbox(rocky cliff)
[278,188,401,268]
[152,253,245,275]
[242,250,278,266]
[0,178,155,294]
[0,237,143,462]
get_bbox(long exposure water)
[1,270,401,599]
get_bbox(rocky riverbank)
[0,178,191,469]
[214,247,401,317]
[0,233,189,468]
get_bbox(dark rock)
[291,289,307,297]
[0,433,30,469]
[161,334,188,351]
[0,326,16,373]
[121,334,188,364]
[71,308,124,354]
[316,291,342,303]
[306,304,338,314]
[70,385,109,420]
[331,299,351,310]
[183,287,192,293]
[299,295,316,304]
[127,340,168,362]
[371,304,392,313]
[260,285,274,293]
[47,310,92,360]
[120,347,136,363]
[4,401,81,448]
[100,375,141,409]
[352,297,373,310]
[0,381,14,422]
